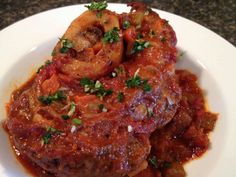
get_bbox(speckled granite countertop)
[0,0,235,46]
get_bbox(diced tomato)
[123,26,137,43]
[41,74,60,94]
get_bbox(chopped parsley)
[149,155,158,168]
[122,20,130,29]
[61,102,76,120]
[137,33,144,39]
[60,38,73,53]
[68,102,76,117]
[80,78,113,99]
[61,115,70,120]
[132,40,151,54]
[72,118,82,125]
[98,104,107,112]
[125,71,152,92]
[143,80,151,92]
[102,27,120,44]
[85,1,108,11]
[42,127,61,144]
[126,75,142,88]
[37,60,52,73]
[117,92,124,102]
[163,161,172,169]
[38,90,66,105]
[80,77,93,86]
[42,133,51,144]
[160,36,166,42]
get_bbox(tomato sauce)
[135,70,217,177]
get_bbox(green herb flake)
[60,38,73,53]
[61,115,70,120]
[98,104,107,112]
[132,40,151,54]
[126,71,152,92]
[85,1,108,11]
[80,77,93,86]
[102,27,120,44]
[163,161,172,169]
[42,127,61,144]
[122,20,130,29]
[117,92,124,102]
[68,102,76,117]
[137,33,143,39]
[143,80,152,92]
[42,133,52,144]
[80,78,113,99]
[37,60,52,73]
[160,36,166,42]
[149,155,158,168]
[72,118,82,125]
[38,90,66,105]
[126,75,142,88]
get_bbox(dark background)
[0,0,235,46]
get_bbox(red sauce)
[134,70,217,177]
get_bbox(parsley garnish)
[68,102,76,117]
[126,75,142,88]
[117,92,124,102]
[149,155,158,168]
[37,60,52,73]
[122,20,130,29]
[38,90,66,105]
[85,1,108,11]
[80,78,113,99]
[132,40,151,54]
[125,72,152,92]
[42,127,61,144]
[42,133,51,144]
[98,104,108,112]
[143,80,151,92]
[61,115,70,120]
[60,38,73,53]
[72,118,82,125]
[137,33,143,39]
[160,36,166,42]
[102,27,120,44]
[61,102,76,120]
[163,161,172,168]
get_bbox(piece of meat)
[5,3,181,177]
[54,10,124,79]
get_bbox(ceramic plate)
[0,3,235,177]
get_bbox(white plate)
[0,3,236,177]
